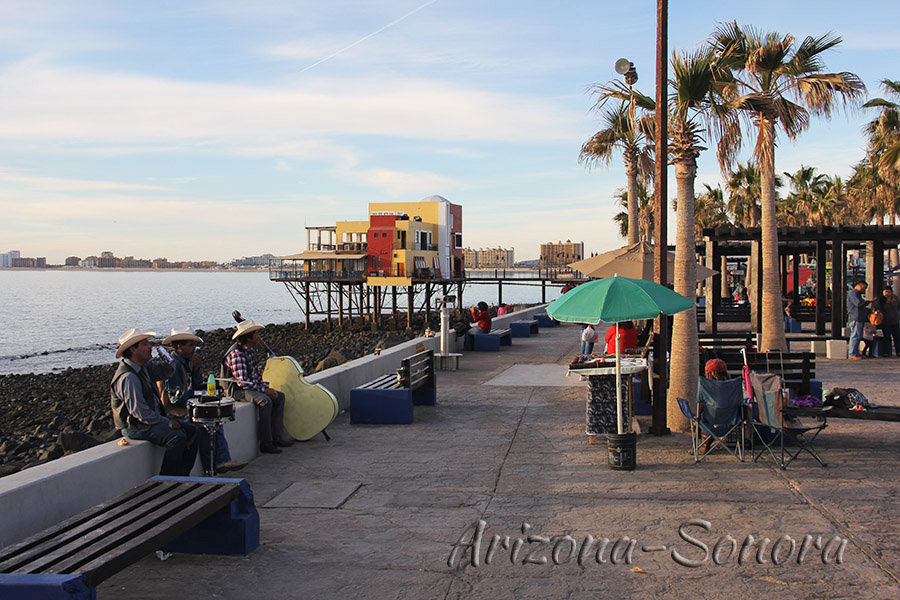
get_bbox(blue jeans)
[849,321,865,357]
[125,419,198,476]
[198,425,232,472]
[581,341,595,354]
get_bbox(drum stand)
[198,420,224,477]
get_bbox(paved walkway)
[101,324,900,599]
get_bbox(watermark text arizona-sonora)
[447,519,848,569]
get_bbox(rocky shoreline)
[0,306,533,477]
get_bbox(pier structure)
[268,260,575,329]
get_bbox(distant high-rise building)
[540,240,583,269]
[65,256,82,266]
[462,247,515,268]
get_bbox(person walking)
[847,281,870,359]
[874,287,900,357]
[580,323,601,355]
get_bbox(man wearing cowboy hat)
[110,328,198,476]
[222,320,293,454]
[160,327,246,474]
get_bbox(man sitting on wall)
[110,328,198,476]
[160,327,245,474]
[222,320,294,454]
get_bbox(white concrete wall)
[0,304,549,549]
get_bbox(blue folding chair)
[678,377,746,463]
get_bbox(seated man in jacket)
[110,328,198,476]
[222,320,293,454]
[160,327,245,474]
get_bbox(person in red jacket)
[605,321,638,355]
[469,301,492,334]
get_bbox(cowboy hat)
[232,319,265,340]
[163,326,204,345]
[116,328,157,359]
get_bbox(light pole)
[615,58,640,245]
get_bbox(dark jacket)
[847,287,870,323]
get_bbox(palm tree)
[863,81,900,291]
[725,161,765,227]
[782,165,830,225]
[665,48,744,431]
[686,184,730,240]
[580,83,655,245]
[711,23,866,352]
[612,179,655,243]
[864,79,900,179]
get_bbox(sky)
[0,1,898,264]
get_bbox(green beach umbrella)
[546,275,694,435]
[546,275,694,324]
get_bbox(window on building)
[454,233,462,248]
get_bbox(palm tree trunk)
[759,119,788,351]
[626,153,640,245]
[720,255,729,298]
[667,159,697,432]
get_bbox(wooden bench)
[474,328,512,352]
[0,476,258,599]
[698,332,754,350]
[510,320,539,337]
[705,350,817,397]
[350,349,436,424]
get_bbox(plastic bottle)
[207,373,217,397]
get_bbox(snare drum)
[187,398,236,423]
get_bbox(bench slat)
[358,374,398,389]
[0,480,166,568]
[0,480,182,573]
[71,485,238,587]
[10,482,208,575]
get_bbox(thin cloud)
[0,171,171,192]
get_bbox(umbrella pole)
[616,323,624,435]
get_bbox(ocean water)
[0,270,551,374]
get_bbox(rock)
[0,462,23,477]
[99,429,122,443]
[58,432,102,453]
[39,444,64,461]
[13,440,33,455]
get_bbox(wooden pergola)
[700,225,900,337]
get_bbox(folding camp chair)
[678,377,746,463]
[748,370,827,469]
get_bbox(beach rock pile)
[0,305,528,477]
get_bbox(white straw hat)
[162,326,204,345]
[232,319,265,340]
[116,328,157,359]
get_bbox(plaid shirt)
[224,343,267,392]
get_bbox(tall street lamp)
[615,58,640,245]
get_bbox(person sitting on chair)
[223,320,294,454]
[160,327,245,473]
[110,328,198,476]
[704,358,729,381]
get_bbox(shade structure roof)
[569,241,717,283]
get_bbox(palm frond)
[796,72,866,116]
[784,32,843,76]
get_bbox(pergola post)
[815,240,827,336]
[704,237,720,335]
[831,237,844,338]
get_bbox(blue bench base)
[350,385,436,424]
[157,477,259,556]
[510,320,539,337]
[474,332,512,352]
[535,314,557,328]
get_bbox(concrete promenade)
[100,323,900,599]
